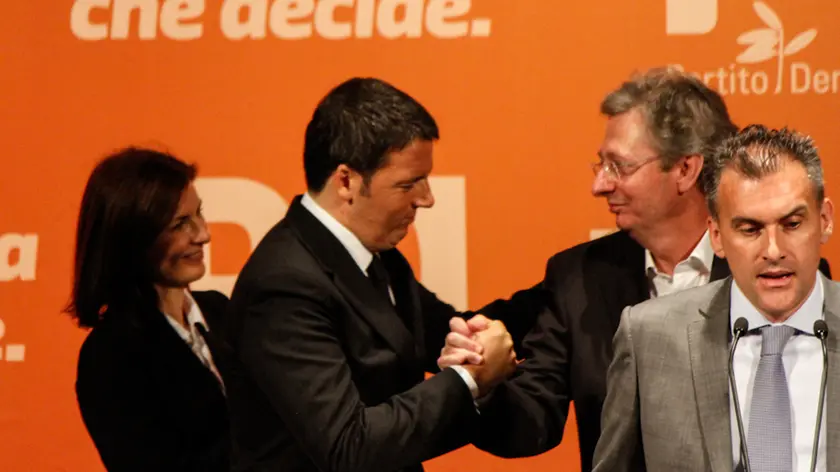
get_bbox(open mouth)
[758,270,794,286]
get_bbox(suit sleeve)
[471,298,572,457]
[412,282,461,373]
[414,281,546,375]
[413,280,544,375]
[475,282,547,353]
[591,305,646,472]
[75,338,228,472]
[470,255,571,457]
[237,272,476,472]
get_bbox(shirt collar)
[183,290,207,330]
[645,230,715,276]
[162,290,209,339]
[300,192,374,274]
[729,272,824,335]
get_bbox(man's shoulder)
[548,230,638,261]
[627,279,729,324]
[231,218,329,298]
[241,218,312,271]
[822,274,840,304]
[545,230,642,277]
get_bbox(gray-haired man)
[592,125,838,472]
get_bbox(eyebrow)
[730,204,808,228]
[173,200,202,220]
[396,175,426,185]
[597,150,629,162]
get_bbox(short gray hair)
[601,66,737,187]
[705,124,825,219]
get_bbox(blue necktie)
[747,325,795,472]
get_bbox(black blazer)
[473,230,832,471]
[75,290,230,472]
[223,196,534,472]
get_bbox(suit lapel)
[688,279,734,472]
[598,232,649,330]
[285,197,415,361]
[191,291,227,358]
[821,277,840,470]
[626,238,650,305]
[137,304,227,398]
[381,251,427,367]
[190,291,231,394]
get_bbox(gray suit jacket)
[591,274,840,472]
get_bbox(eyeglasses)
[591,155,661,181]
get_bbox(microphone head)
[814,319,829,340]
[733,317,749,336]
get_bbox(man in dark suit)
[223,77,523,472]
[437,67,832,471]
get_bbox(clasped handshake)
[436,315,518,398]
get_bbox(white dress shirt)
[300,193,479,397]
[162,290,225,389]
[645,230,714,298]
[729,275,826,471]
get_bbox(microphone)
[729,317,752,472]
[810,319,829,472]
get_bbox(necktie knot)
[367,254,388,282]
[367,256,389,285]
[367,255,393,306]
[759,325,796,356]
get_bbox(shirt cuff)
[450,365,479,399]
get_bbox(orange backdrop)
[2,0,839,470]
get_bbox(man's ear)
[676,154,703,194]
[332,164,363,204]
[709,215,726,259]
[821,197,834,244]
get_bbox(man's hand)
[437,315,493,369]
[437,315,516,397]
[461,320,516,397]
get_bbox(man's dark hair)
[303,77,439,192]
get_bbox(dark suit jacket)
[223,196,534,472]
[75,290,230,472]
[473,230,832,471]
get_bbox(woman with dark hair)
[67,147,230,472]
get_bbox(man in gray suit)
[592,124,837,472]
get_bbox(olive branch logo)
[735,1,817,93]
